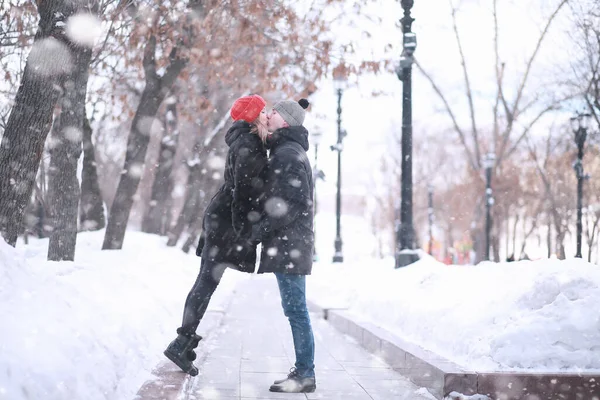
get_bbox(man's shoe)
[269,371,316,393]
[273,367,300,385]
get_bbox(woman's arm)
[231,142,268,236]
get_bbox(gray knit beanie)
[273,99,309,127]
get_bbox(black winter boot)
[163,330,202,376]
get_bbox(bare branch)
[500,95,574,163]
[493,1,512,122]
[160,46,188,91]
[450,0,480,163]
[203,107,241,147]
[142,35,158,83]
[512,0,568,113]
[585,94,600,128]
[525,134,558,216]
[414,58,479,172]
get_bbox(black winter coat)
[195,121,268,273]
[252,126,314,275]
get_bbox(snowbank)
[0,231,243,400]
[308,254,600,372]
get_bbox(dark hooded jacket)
[252,125,314,275]
[195,121,267,273]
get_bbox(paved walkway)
[175,275,435,400]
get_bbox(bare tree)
[414,0,571,262]
[141,95,179,235]
[525,130,575,259]
[47,1,102,261]
[101,25,189,249]
[0,0,97,246]
[167,113,230,248]
[79,110,106,231]
[102,0,335,249]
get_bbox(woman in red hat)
[164,95,269,375]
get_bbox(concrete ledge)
[477,372,600,400]
[309,301,600,400]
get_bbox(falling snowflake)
[28,38,73,77]
[128,163,144,178]
[63,126,82,143]
[209,246,219,258]
[247,211,261,222]
[265,197,288,218]
[136,116,161,137]
[288,178,301,188]
[65,13,102,48]
[207,155,225,170]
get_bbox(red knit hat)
[230,95,266,122]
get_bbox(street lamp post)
[428,185,433,256]
[395,0,418,268]
[311,131,323,261]
[570,111,592,258]
[332,74,347,263]
[483,153,495,261]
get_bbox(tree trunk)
[472,227,486,264]
[556,230,566,259]
[102,36,187,250]
[492,234,500,262]
[0,1,79,246]
[141,97,179,235]
[587,214,600,263]
[181,230,199,254]
[166,163,202,246]
[511,213,520,257]
[47,40,93,261]
[79,110,105,231]
[519,215,539,259]
[444,225,454,261]
[547,211,552,258]
[505,209,510,257]
[36,153,49,238]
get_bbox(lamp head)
[311,131,323,146]
[403,32,417,56]
[483,153,496,169]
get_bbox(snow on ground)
[2,211,600,399]
[0,231,245,400]
[308,213,600,373]
[308,238,600,373]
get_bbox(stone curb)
[134,275,243,400]
[308,301,600,400]
[133,310,226,400]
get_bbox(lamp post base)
[333,237,343,263]
[395,250,420,268]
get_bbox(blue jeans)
[274,273,315,378]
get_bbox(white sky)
[306,0,579,199]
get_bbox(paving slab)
[178,275,435,400]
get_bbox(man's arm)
[253,151,311,240]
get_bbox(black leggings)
[179,257,227,335]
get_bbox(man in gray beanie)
[251,98,316,393]
[271,98,310,127]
